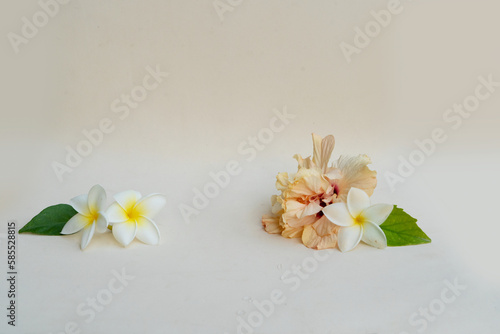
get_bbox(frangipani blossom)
[106,191,166,246]
[323,187,393,252]
[61,184,108,250]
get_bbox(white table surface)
[1,1,500,333]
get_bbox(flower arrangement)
[20,185,166,250]
[262,134,430,251]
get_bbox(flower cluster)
[262,133,392,252]
[61,185,166,250]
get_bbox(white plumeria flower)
[322,187,393,252]
[106,191,166,246]
[61,184,108,250]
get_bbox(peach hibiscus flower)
[262,134,377,250]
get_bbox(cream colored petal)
[321,186,341,206]
[361,221,387,249]
[271,195,283,215]
[281,224,303,238]
[321,135,335,161]
[311,133,323,168]
[262,215,283,234]
[284,198,319,224]
[347,187,370,218]
[95,213,108,234]
[322,203,355,227]
[312,133,335,172]
[335,155,378,200]
[338,224,363,252]
[314,215,338,236]
[302,216,339,250]
[112,220,137,246]
[283,212,318,228]
[287,168,329,197]
[135,194,167,219]
[114,190,142,212]
[61,213,90,234]
[294,154,313,169]
[276,172,290,192]
[324,167,342,180]
[80,222,96,250]
[106,202,129,223]
[284,199,307,217]
[303,227,338,250]
[361,204,394,226]
[306,170,331,195]
[87,184,106,213]
[70,194,90,216]
[135,216,160,245]
[300,201,323,218]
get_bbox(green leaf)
[19,204,77,235]
[380,206,431,246]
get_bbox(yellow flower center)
[126,206,141,221]
[89,212,99,225]
[354,215,365,225]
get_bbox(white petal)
[80,222,96,250]
[70,194,90,216]
[347,187,370,218]
[136,216,160,245]
[322,203,355,227]
[87,184,106,212]
[135,194,166,219]
[95,213,108,233]
[361,204,394,225]
[61,213,90,234]
[114,190,142,211]
[112,220,137,246]
[106,202,129,223]
[361,221,387,249]
[338,224,363,252]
